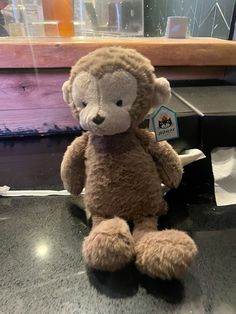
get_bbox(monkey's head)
[62,47,171,136]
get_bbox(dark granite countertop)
[0,194,235,313]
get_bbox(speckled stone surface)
[0,195,235,314]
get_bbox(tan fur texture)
[61,132,89,195]
[133,218,198,279]
[83,217,135,271]
[85,129,167,221]
[62,47,170,126]
[72,70,138,135]
[61,47,198,279]
[135,129,183,188]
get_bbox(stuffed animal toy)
[61,47,197,279]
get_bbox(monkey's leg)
[83,216,135,271]
[133,217,197,279]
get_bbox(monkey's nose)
[92,114,105,125]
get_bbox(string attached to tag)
[149,105,179,142]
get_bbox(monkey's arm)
[136,129,183,188]
[61,133,89,195]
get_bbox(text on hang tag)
[150,105,179,142]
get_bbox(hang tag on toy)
[150,105,179,142]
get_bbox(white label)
[150,105,179,141]
[8,23,25,36]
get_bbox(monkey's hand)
[136,129,183,189]
[61,133,89,195]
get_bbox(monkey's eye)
[81,101,87,108]
[116,99,123,107]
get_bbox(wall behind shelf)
[0,69,79,136]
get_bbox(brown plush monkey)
[61,47,197,279]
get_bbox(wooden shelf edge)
[0,37,235,68]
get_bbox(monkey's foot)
[83,217,135,271]
[135,230,197,279]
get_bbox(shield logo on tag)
[150,105,179,141]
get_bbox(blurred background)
[0,0,235,38]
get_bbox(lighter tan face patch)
[71,70,138,136]
[99,70,137,107]
[72,72,98,108]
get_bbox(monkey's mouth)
[88,122,106,136]
[83,114,131,136]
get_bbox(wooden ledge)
[0,37,236,68]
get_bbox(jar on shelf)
[42,0,74,36]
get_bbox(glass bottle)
[42,0,74,36]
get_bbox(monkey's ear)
[62,80,72,104]
[152,77,171,108]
